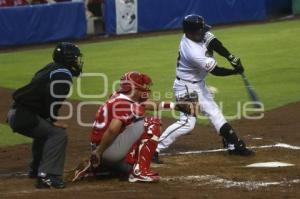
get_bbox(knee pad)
[143,116,162,139]
[219,123,238,145]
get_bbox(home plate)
[246,162,294,168]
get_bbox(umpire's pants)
[7,108,67,177]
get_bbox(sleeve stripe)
[204,32,216,47]
[207,61,217,72]
[205,36,215,45]
[50,68,72,79]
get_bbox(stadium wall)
[265,0,292,16]
[0,2,86,47]
[105,0,267,35]
[0,0,294,46]
[293,0,300,14]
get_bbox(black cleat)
[152,152,164,164]
[228,140,255,156]
[36,175,66,189]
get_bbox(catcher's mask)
[118,71,152,102]
[53,42,83,77]
[182,14,211,42]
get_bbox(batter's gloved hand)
[228,54,241,67]
[233,63,244,74]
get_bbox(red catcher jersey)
[90,93,145,144]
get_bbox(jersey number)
[93,105,108,129]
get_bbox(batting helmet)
[182,14,205,33]
[53,42,83,77]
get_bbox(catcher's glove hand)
[90,150,101,168]
[175,91,198,115]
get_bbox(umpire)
[7,42,83,189]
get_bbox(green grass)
[0,124,31,146]
[1,19,300,145]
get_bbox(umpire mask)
[53,42,84,77]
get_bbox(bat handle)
[240,72,246,79]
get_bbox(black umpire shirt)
[12,63,73,122]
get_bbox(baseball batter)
[153,15,254,163]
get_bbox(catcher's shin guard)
[129,117,161,182]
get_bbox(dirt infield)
[0,87,300,199]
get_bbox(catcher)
[72,71,194,183]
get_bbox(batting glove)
[233,64,244,74]
[228,54,241,67]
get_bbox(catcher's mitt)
[67,151,102,182]
[175,91,198,115]
[72,158,93,182]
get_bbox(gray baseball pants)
[7,108,67,177]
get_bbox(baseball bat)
[240,72,262,108]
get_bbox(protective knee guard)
[219,123,239,148]
[126,116,162,174]
[219,123,254,156]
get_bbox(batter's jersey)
[176,33,217,82]
[90,93,145,144]
[203,31,216,48]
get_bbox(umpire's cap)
[182,14,210,33]
[53,42,83,77]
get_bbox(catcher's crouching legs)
[128,116,162,183]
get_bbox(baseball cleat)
[36,175,66,189]
[128,171,160,183]
[144,170,159,177]
[228,140,255,156]
[229,148,255,156]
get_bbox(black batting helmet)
[182,14,205,33]
[53,42,83,77]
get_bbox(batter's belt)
[176,76,202,84]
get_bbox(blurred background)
[0,0,300,47]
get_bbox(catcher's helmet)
[182,14,205,33]
[53,42,83,77]
[118,71,152,102]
